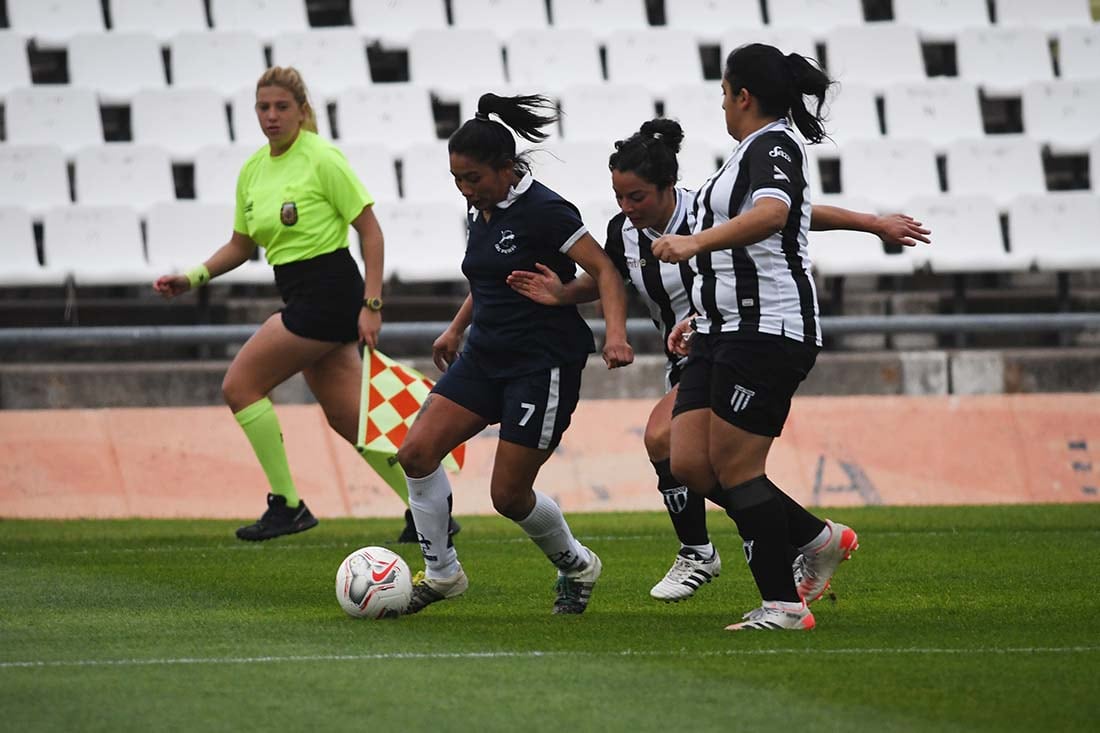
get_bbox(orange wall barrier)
[1,394,1097,519]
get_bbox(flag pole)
[356,345,372,455]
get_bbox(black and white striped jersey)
[689,117,821,346]
[605,187,697,377]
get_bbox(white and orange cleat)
[726,600,815,631]
[796,520,859,604]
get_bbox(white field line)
[2,646,1098,670]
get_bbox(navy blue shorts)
[672,332,818,437]
[431,354,585,451]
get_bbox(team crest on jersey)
[494,229,517,254]
[280,201,299,226]
[768,145,792,163]
[730,384,756,413]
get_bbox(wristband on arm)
[185,264,211,289]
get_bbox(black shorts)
[672,331,819,437]
[431,354,585,451]
[273,248,364,343]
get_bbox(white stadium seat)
[0,206,59,286]
[42,205,152,285]
[145,201,268,283]
[722,28,817,62]
[1056,26,1100,80]
[1009,193,1100,271]
[957,27,1054,95]
[271,29,371,103]
[209,0,308,41]
[946,136,1046,207]
[230,86,336,146]
[883,80,984,149]
[0,145,70,214]
[892,0,990,41]
[0,32,31,100]
[821,83,881,147]
[995,0,1093,33]
[350,0,447,46]
[334,84,436,148]
[132,88,230,160]
[73,144,175,211]
[559,83,656,144]
[68,32,166,104]
[665,0,764,43]
[677,139,722,192]
[7,0,104,48]
[110,0,208,42]
[340,143,400,204]
[551,0,648,38]
[506,29,602,91]
[1022,79,1100,154]
[840,138,940,208]
[375,201,468,282]
[408,29,505,100]
[399,142,467,208]
[452,0,549,35]
[193,144,256,204]
[905,195,1028,273]
[767,0,864,37]
[4,87,103,155]
[170,31,266,98]
[606,29,704,90]
[809,196,918,277]
[527,141,612,204]
[662,83,736,157]
[826,25,926,91]
[1092,138,1100,192]
[577,198,623,239]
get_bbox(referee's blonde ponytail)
[724,44,832,144]
[256,66,319,134]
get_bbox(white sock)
[799,523,832,555]
[405,465,459,579]
[682,542,715,559]
[515,491,589,573]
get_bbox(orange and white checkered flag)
[356,349,465,502]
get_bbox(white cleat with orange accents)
[795,520,859,604]
[726,600,815,631]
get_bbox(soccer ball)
[335,546,413,619]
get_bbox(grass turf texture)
[1,505,1098,732]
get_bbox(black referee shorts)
[672,331,819,437]
[273,247,364,344]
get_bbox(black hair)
[608,118,684,190]
[724,43,833,144]
[447,93,559,174]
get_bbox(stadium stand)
[208,0,309,40]
[68,32,167,104]
[605,29,704,90]
[551,0,648,38]
[270,29,372,102]
[0,205,57,286]
[132,88,230,160]
[145,200,270,283]
[339,142,400,204]
[662,83,737,157]
[169,31,267,98]
[883,80,984,149]
[819,83,880,147]
[956,27,1054,94]
[722,27,817,61]
[5,87,104,155]
[73,144,175,211]
[945,136,1047,208]
[996,0,1093,32]
[0,31,31,99]
[809,196,918,277]
[665,0,765,43]
[399,142,469,209]
[892,0,990,40]
[767,0,864,36]
[1009,193,1100,271]
[904,194,1028,273]
[452,0,550,35]
[505,29,602,92]
[407,28,505,100]
[42,204,151,285]
[840,138,941,208]
[0,145,71,214]
[1022,79,1100,153]
[349,0,448,46]
[193,144,258,203]
[374,201,467,282]
[559,83,656,144]
[529,141,612,205]
[825,24,926,91]
[6,0,105,48]
[110,0,209,41]
[334,84,437,148]
[1056,25,1100,79]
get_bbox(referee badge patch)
[280,201,299,226]
[730,384,756,413]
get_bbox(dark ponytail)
[448,93,559,174]
[608,118,684,190]
[724,43,833,144]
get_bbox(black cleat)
[395,508,462,543]
[235,493,318,541]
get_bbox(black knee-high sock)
[710,476,800,603]
[760,476,827,548]
[653,459,708,547]
[709,482,799,567]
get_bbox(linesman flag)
[356,348,465,503]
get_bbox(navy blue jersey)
[461,175,596,377]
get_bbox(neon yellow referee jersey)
[233,130,374,266]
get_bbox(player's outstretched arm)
[809,205,931,247]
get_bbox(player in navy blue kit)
[653,44,864,631]
[395,93,633,615]
[507,118,929,604]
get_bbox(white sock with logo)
[516,491,589,573]
[405,465,459,579]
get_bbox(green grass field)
[2,504,1098,732]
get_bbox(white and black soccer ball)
[335,546,413,619]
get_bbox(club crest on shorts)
[280,201,299,226]
[742,539,754,564]
[729,384,756,412]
